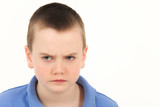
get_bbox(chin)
[49,85,70,93]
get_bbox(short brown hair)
[27,2,86,52]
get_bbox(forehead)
[32,27,83,54]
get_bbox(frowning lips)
[50,79,67,83]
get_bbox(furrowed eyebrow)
[39,53,54,56]
[39,52,78,56]
[65,53,78,56]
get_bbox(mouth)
[51,79,67,83]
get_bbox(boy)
[0,2,118,107]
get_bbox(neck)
[36,82,84,107]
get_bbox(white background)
[0,0,160,107]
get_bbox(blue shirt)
[0,76,118,107]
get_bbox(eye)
[43,56,52,61]
[66,56,75,60]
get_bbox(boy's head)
[27,2,86,52]
[25,2,88,94]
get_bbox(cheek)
[33,64,51,84]
[33,59,50,77]
[67,61,81,76]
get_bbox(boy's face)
[25,27,88,93]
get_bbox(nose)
[52,59,64,75]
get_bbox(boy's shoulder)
[0,85,28,107]
[95,92,118,107]
[78,76,118,107]
[0,84,28,98]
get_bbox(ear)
[81,45,88,68]
[25,46,34,68]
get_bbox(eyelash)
[43,56,52,61]
[42,56,75,61]
[65,56,75,60]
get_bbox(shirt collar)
[27,76,43,107]
[77,76,96,107]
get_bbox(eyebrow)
[39,53,54,56]
[39,52,78,56]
